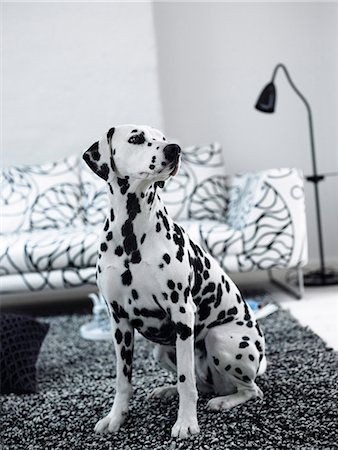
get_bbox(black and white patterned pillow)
[0,314,49,394]
[0,155,83,234]
[161,143,227,221]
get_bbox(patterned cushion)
[0,227,100,276]
[0,314,49,394]
[199,220,243,258]
[161,143,226,221]
[0,155,83,234]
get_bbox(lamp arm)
[272,63,318,177]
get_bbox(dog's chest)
[122,297,176,346]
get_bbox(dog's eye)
[128,133,146,145]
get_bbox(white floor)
[233,272,338,351]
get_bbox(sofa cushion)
[161,143,226,221]
[198,220,243,258]
[0,155,83,234]
[0,227,100,276]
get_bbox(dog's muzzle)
[164,144,181,176]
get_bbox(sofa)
[0,142,308,298]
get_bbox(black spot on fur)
[117,177,130,195]
[215,283,222,308]
[163,254,171,264]
[255,340,263,353]
[115,246,123,256]
[100,243,108,252]
[115,329,123,345]
[171,291,179,303]
[131,318,143,329]
[175,322,192,340]
[239,341,249,349]
[97,163,109,180]
[167,280,175,289]
[179,375,186,382]
[107,127,115,143]
[227,306,238,316]
[121,269,132,286]
[131,250,141,264]
[202,282,216,295]
[217,310,226,320]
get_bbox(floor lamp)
[255,63,338,286]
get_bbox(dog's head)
[82,125,181,183]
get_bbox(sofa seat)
[0,226,100,276]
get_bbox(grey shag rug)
[1,303,337,450]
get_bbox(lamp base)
[303,268,338,286]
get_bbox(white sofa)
[0,143,308,297]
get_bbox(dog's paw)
[171,418,200,439]
[94,412,127,434]
[148,385,177,400]
[207,396,233,411]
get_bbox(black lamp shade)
[255,82,276,113]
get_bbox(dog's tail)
[257,355,267,377]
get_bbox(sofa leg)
[268,268,304,300]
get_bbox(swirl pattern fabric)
[0,155,82,234]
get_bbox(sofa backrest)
[0,155,83,234]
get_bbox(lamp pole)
[256,63,337,285]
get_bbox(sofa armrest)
[225,168,308,270]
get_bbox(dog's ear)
[82,127,116,180]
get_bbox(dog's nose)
[163,144,181,162]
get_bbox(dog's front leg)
[95,316,134,434]
[171,305,200,439]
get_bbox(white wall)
[153,2,338,263]
[1,2,163,166]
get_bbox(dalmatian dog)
[83,125,266,439]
